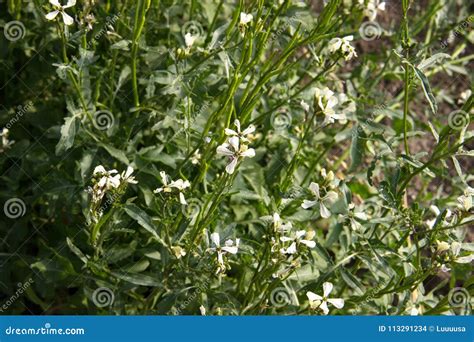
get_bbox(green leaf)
[124,204,167,246]
[55,115,79,155]
[110,271,162,287]
[413,67,438,115]
[349,125,365,171]
[66,238,88,264]
[99,143,129,165]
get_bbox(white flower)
[184,33,197,48]
[224,119,255,143]
[301,182,338,218]
[457,186,474,211]
[154,171,191,205]
[216,136,255,174]
[93,166,120,190]
[171,246,187,259]
[280,230,316,255]
[314,87,347,125]
[169,179,191,205]
[306,282,344,315]
[209,232,240,274]
[451,241,474,264]
[0,128,14,152]
[301,100,310,112]
[240,12,253,26]
[437,241,474,268]
[191,149,201,165]
[426,205,452,229]
[121,166,138,184]
[345,203,368,231]
[199,305,206,315]
[271,212,292,233]
[360,0,386,21]
[154,171,172,193]
[436,240,450,253]
[328,35,357,61]
[45,0,76,26]
[459,89,472,104]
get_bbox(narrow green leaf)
[413,67,438,115]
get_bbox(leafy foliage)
[0,0,472,315]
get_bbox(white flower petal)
[301,240,316,248]
[210,232,220,247]
[229,136,240,152]
[306,291,322,302]
[45,10,60,20]
[216,144,234,156]
[240,148,255,158]
[179,192,187,205]
[242,125,256,136]
[323,282,333,297]
[301,200,317,209]
[320,202,331,218]
[61,11,74,25]
[328,298,344,309]
[308,182,320,198]
[93,165,106,175]
[65,0,76,8]
[225,157,238,174]
[455,255,474,263]
[49,0,61,7]
[222,246,238,254]
[319,301,329,315]
[224,128,238,136]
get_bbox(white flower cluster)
[154,171,191,205]
[90,165,137,204]
[328,36,357,61]
[313,87,356,125]
[436,240,474,272]
[216,119,256,174]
